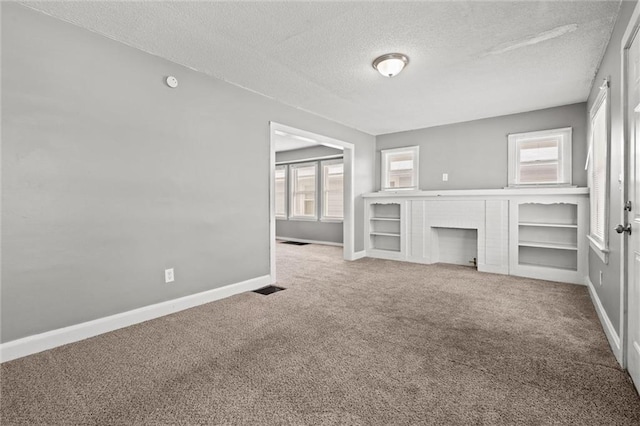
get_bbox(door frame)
[621,2,640,370]
[269,122,356,283]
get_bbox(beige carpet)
[1,243,639,425]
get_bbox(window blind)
[590,100,608,244]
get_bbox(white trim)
[274,164,288,220]
[0,274,272,363]
[320,158,345,222]
[586,276,623,366]
[270,124,277,283]
[619,0,640,372]
[380,146,419,191]
[289,161,318,221]
[363,187,589,198]
[588,234,610,264]
[275,154,343,165]
[346,250,366,261]
[588,79,611,260]
[276,237,343,247]
[507,127,573,187]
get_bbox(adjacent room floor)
[2,243,640,424]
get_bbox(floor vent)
[280,241,310,246]
[253,285,286,295]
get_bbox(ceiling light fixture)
[372,53,409,77]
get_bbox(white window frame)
[274,164,288,220]
[507,127,573,187]
[320,159,344,222]
[587,80,611,263]
[289,162,318,221]
[380,146,419,191]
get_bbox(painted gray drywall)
[277,221,343,244]
[276,146,344,244]
[276,145,342,163]
[375,103,588,190]
[1,4,375,343]
[587,0,637,336]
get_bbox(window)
[275,165,287,219]
[381,146,419,191]
[289,162,317,219]
[321,160,344,221]
[507,127,572,187]
[588,80,610,262]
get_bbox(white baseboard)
[586,276,623,366]
[276,236,343,247]
[0,274,272,363]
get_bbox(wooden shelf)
[370,232,401,237]
[518,241,577,251]
[370,217,401,221]
[519,222,577,229]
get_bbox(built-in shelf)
[363,189,587,284]
[369,203,402,253]
[513,202,581,278]
[518,261,577,272]
[370,246,401,253]
[519,222,578,229]
[518,241,578,251]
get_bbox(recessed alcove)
[431,227,478,267]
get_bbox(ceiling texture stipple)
[22,1,621,136]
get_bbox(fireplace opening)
[432,227,478,268]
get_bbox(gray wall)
[1,4,375,343]
[587,0,637,336]
[276,146,344,244]
[375,103,588,191]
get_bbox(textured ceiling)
[21,1,621,135]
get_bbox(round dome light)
[372,53,409,77]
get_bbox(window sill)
[587,235,609,264]
[276,217,287,221]
[505,184,577,189]
[380,188,420,193]
[288,216,318,222]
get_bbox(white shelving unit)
[509,199,586,284]
[366,202,403,259]
[363,188,588,285]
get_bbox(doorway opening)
[269,122,355,282]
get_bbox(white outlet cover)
[165,268,175,283]
[442,173,449,182]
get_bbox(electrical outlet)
[165,268,175,283]
[442,173,449,182]
[599,270,603,286]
